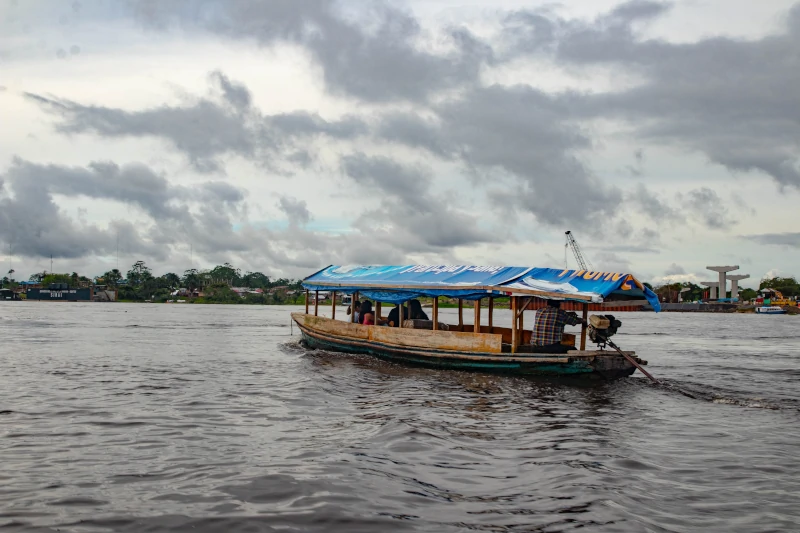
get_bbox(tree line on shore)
[4,264,800,305]
[1,261,305,305]
[649,277,800,303]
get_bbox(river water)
[1,303,798,532]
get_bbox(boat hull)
[292,313,641,379]
[755,307,787,314]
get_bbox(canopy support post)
[351,292,357,323]
[376,301,382,324]
[432,297,439,330]
[511,296,518,353]
[305,289,309,314]
[473,299,481,334]
[458,299,463,331]
[488,296,494,331]
[519,299,525,341]
[580,303,588,350]
[331,291,336,320]
[399,302,404,328]
[314,290,319,316]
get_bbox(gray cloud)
[123,0,800,194]
[608,0,671,23]
[664,262,685,276]
[210,70,251,110]
[6,158,184,220]
[277,196,311,227]
[682,187,733,229]
[0,158,248,259]
[341,153,493,249]
[373,113,449,157]
[624,148,645,177]
[593,251,632,272]
[374,86,624,227]
[741,232,800,248]
[0,163,165,260]
[341,153,431,208]
[603,243,660,254]
[530,2,800,188]
[631,184,683,223]
[130,0,492,103]
[0,156,443,275]
[267,112,367,140]
[26,73,367,173]
[26,91,254,173]
[432,86,622,226]
[196,181,246,204]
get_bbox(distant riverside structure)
[700,281,720,300]
[728,274,750,301]
[702,266,750,301]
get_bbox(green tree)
[117,285,140,301]
[41,273,73,287]
[242,271,270,288]
[759,276,799,297]
[101,269,123,287]
[209,263,241,286]
[740,288,758,301]
[199,283,241,304]
[183,269,202,291]
[160,272,181,289]
[127,261,153,288]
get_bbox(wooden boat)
[292,265,661,380]
[755,306,787,315]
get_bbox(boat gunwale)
[291,313,639,364]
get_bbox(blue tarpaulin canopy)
[302,265,660,311]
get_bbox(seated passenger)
[531,300,586,353]
[360,300,375,325]
[408,299,429,321]
[346,300,361,323]
[386,303,408,327]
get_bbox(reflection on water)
[1,303,799,532]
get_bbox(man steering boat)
[531,300,587,353]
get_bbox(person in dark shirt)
[386,303,408,327]
[408,299,429,320]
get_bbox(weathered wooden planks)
[293,313,502,353]
[300,313,370,340]
[371,324,502,353]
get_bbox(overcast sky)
[2,0,799,287]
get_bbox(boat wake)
[655,378,790,410]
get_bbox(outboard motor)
[588,314,622,348]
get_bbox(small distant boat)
[293,265,662,380]
[755,306,787,315]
